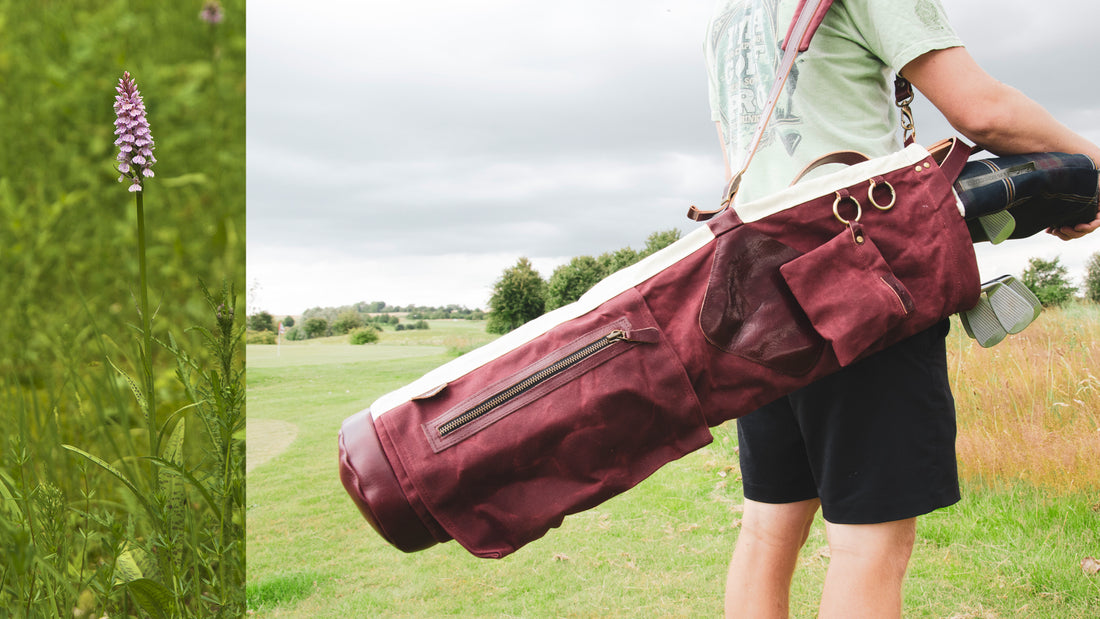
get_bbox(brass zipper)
[437,329,631,438]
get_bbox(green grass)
[247,572,323,611]
[247,319,1100,617]
[0,1,246,614]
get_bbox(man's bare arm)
[903,46,1100,239]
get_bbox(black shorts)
[736,321,960,524]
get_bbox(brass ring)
[868,179,896,210]
[832,192,862,225]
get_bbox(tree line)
[246,243,1100,342]
[485,229,683,334]
[246,301,483,344]
[484,238,1100,335]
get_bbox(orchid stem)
[136,189,158,463]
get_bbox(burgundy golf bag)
[337,0,1099,559]
[339,133,982,557]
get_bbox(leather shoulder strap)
[689,0,835,222]
[782,0,836,52]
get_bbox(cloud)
[248,1,1100,314]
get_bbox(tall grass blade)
[60,444,154,519]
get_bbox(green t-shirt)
[706,0,962,204]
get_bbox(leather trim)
[338,412,447,551]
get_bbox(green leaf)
[160,419,188,570]
[126,577,176,619]
[106,355,147,413]
[116,543,162,585]
[161,418,186,466]
[0,468,17,500]
[114,547,144,584]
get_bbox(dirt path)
[247,419,299,473]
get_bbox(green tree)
[284,326,305,341]
[1085,251,1100,303]
[281,315,295,328]
[303,317,329,339]
[1021,256,1076,307]
[332,309,364,334]
[487,257,546,334]
[640,228,682,258]
[597,246,640,274]
[349,327,380,345]
[546,255,605,311]
[248,311,274,332]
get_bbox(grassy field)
[247,313,1100,617]
[0,1,246,614]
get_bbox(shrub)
[247,330,277,345]
[283,326,305,341]
[349,327,380,345]
[332,310,364,334]
[303,317,329,338]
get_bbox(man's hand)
[1047,213,1100,240]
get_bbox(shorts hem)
[819,489,961,525]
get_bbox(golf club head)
[960,291,1007,348]
[1002,276,1042,322]
[985,275,1042,334]
[977,210,1016,245]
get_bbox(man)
[705,1,1100,617]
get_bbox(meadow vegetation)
[0,1,246,616]
[247,308,1100,617]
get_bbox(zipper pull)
[609,327,661,344]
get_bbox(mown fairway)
[247,313,1100,617]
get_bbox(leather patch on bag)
[699,226,824,376]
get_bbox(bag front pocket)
[392,288,711,558]
[424,318,661,453]
[779,224,915,366]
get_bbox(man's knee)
[824,518,916,572]
[741,498,820,550]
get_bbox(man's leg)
[724,497,820,619]
[818,518,916,619]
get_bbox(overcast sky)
[247,0,1100,315]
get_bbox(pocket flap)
[780,224,915,366]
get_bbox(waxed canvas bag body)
[338,132,981,557]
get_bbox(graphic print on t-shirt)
[707,0,803,168]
